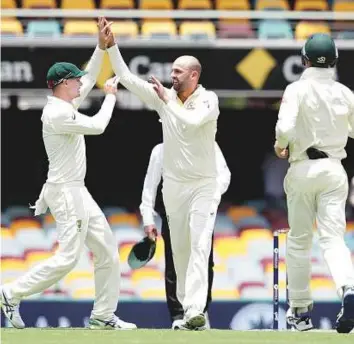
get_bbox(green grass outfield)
[1,329,353,344]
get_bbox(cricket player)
[274,33,354,333]
[102,19,222,330]
[139,142,231,329]
[0,18,136,330]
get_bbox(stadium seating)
[258,19,293,39]
[295,21,331,40]
[1,204,353,301]
[178,0,212,9]
[27,20,61,36]
[255,0,290,10]
[333,1,354,11]
[294,0,329,11]
[63,20,98,36]
[110,20,139,38]
[100,0,134,9]
[216,0,250,10]
[22,0,56,8]
[179,21,216,39]
[1,0,16,8]
[61,0,95,9]
[140,0,173,9]
[141,20,177,38]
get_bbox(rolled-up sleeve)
[139,144,163,226]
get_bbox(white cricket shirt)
[275,67,354,163]
[107,45,220,182]
[139,142,231,226]
[41,46,116,184]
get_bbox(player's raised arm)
[51,77,119,135]
[72,17,110,110]
[100,17,164,112]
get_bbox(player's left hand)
[149,76,169,103]
[274,141,289,159]
[97,17,113,49]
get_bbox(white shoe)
[0,288,25,329]
[286,307,314,331]
[336,286,354,333]
[204,311,211,329]
[183,310,206,331]
[172,319,185,330]
[88,315,137,330]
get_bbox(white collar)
[47,95,74,108]
[170,84,205,102]
[300,67,335,80]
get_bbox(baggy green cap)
[301,33,338,68]
[46,62,87,89]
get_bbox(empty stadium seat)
[333,1,354,11]
[218,20,255,39]
[256,0,290,10]
[102,206,129,217]
[214,236,248,260]
[178,0,212,9]
[108,213,140,227]
[2,0,16,8]
[27,20,61,37]
[1,229,24,258]
[216,0,250,10]
[236,215,271,230]
[227,206,258,223]
[294,0,328,11]
[110,21,139,39]
[258,19,293,39]
[10,218,41,233]
[100,0,134,8]
[141,20,177,38]
[16,228,53,252]
[140,0,173,9]
[64,20,98,36]
[180,21,216,40]
[295,21,331,40]
[62,0,95,9]
[22,0,56,8]
[4,205,33,221]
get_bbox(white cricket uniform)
[4,46,120,321]
[139,142,231,226]
[275,67,354,308]
[107,45,222,315]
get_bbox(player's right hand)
[144,225,158,241]
[104,76,119,95]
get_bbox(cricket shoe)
[286,307,314,331]
[172,319,185,330]
[89,315,137,330]
[0,287,25,329]
[183,311,206,331]
[336,286,354,334]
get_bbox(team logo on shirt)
[186,102,195,110]
[203,100,210,108]
[72,112,76,120]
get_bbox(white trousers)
[284,159,354,308]
[5,182,120,320]
[162,177,220,315]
